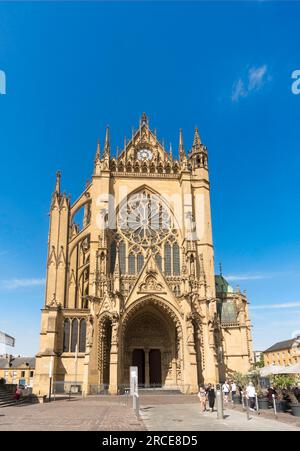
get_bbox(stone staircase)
[0,385,27,408]
[139,387,183,396]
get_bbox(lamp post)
[49,355,54,402]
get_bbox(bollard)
[215,385,224,420]
[272,394,277,419]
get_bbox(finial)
[95,138,101,161]
[219,262,223,276]
[179,128,185,159]
[192,127,202,151]
[169,143,173,160]
[140,112,148,127]
[104,125,110,157]
[55,171,61,194]
[124,136,128,161]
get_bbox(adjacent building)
[253,350,264,365]
[33,114,253,396]
[0,355,35,387]
[263,336,300,366]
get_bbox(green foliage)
[272,374,295,389]
[271,374,299,403]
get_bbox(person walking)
[267,386,277,406]
[246,382,256,411]
[13,386,21,403]
[222,380,230,403]
[206,383,216,412]
[198,384,207,413]
[231,381,237,403]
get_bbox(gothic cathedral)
[34,114,253,396]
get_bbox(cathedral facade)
[34,114,253,396]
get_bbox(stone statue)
[186,315,194,344]
[87,314,94,347]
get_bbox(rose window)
[117,191,173,248]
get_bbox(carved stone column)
[109,314,119,394]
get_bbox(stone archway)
[120,298,183,388]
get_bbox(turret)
[189,127,208,172]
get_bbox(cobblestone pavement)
[140,399,300,431]
[1,395,299,431]
[0,397,145,431]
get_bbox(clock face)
[137,148,153,161]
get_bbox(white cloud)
[1,278,45,289]
[231,79,247,102]
[251,302,300,310]
[225,273,272,281]
[231,64,268,102]
[248,65,267,91]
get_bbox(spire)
[103,125,110,158]
[192,127,202,152]
[55,171,61,194]
[169,142,173,160]
[124,136,127,160]
[219,261,223,277]
[140,112,148,127]
[179,128,185,156]
[95,138,101,161]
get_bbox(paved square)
[0,397,145,431]
[0,395,299,431]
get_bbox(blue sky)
[0,1,300,356]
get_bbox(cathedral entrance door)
[149,349,162,387]
[132,349,145,386]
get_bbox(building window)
[71,319,79,352]
[30,371,34,378]
[119,242,126,274]
[164,243,171,275]
[21,371,25,378]
[79,319,86,353]
[173,243,180,275]
[128,253,135,274]
[110,241,116,273]
[137,254,144,273]
[63,319,70,352]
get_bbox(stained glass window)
[128,254,135,274]
[137,254,144,273]
[63,319,70,352]
[164,243,171,275]
[110,241,116,273]
[119,241,126,274]
[71,319,78,353]
[79,319,86,353]
[173,243,180,275]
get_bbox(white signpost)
[130,366,139,418]
[130,366,138,396]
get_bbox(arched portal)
[120,299,183,388]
